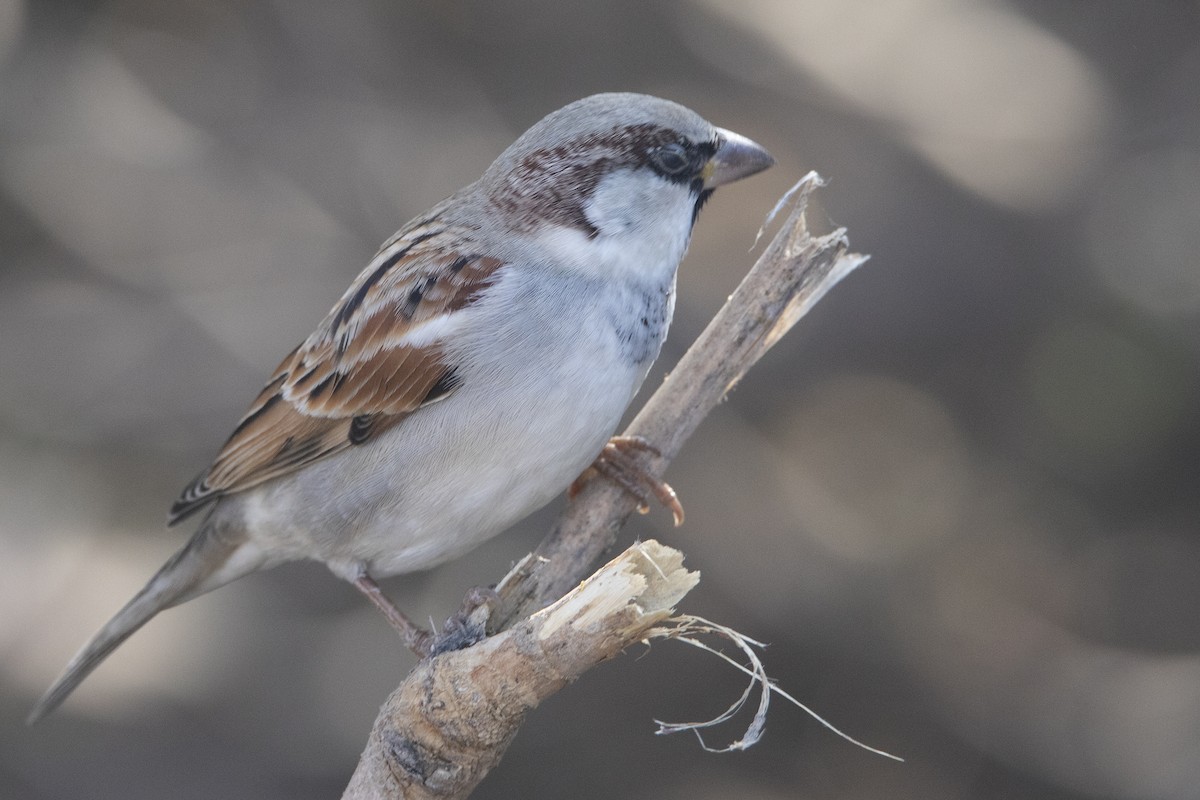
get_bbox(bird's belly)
[361,396,621,575]
[240,353,642,578]
[236,265,671,578]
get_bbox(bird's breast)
[240,265,677,577]
[605,277,675,367]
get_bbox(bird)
[28,92,774,723]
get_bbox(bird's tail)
[27,518,265,724]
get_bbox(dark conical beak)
[703,127,775,189]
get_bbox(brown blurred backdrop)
[2,1,1199,798]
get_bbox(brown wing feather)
[169,221,503,524]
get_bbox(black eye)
[649,142,692,177]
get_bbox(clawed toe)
[573,435,685,526]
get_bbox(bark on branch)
[342,173,868,800]
[342,541,697,799]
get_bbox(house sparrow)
[29,93,773,723]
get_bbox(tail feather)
[27,520,260,724]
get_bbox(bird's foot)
[569,435,684,526]
[354,576,498,658]
[427,585,499,657]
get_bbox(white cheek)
[585,168,695,239]
[536,169,696,282]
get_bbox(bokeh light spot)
[1086,147,1200,316]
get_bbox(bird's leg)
[353,573,434,657]
[569,435,685,526]
[354,573,498,658]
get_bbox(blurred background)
[2,1,1199,798]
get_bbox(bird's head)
[479,93,774,278]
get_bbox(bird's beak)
[702,128,775,189]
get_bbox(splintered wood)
[343,541,698,800]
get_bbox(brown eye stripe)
[489,123,704,235]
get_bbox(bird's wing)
[169,218,504,524]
